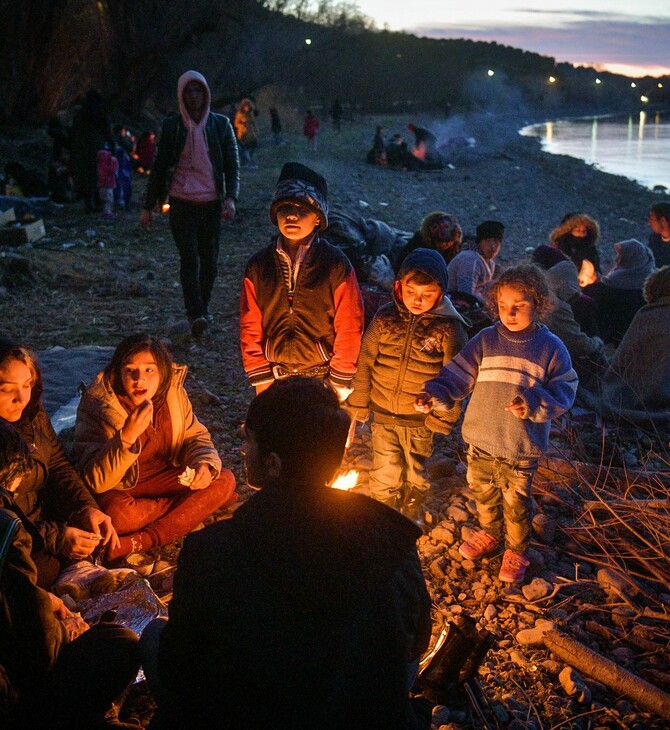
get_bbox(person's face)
[649,211,663,234]
[183,81,206,118]
[479,237,501,261]
[434,220,462,250]
[571,224,588,238]
[276,202,320,244]
[0,359,33,422]
[497,285,536,332]
[399,275,442,315]
[120,351,161,406]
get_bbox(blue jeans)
[169,198,221,320]
[466,445,537,553]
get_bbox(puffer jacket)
[13,404,98,556]
[73,364,222,493]
[348,288,468,433]
[549,213,601,273]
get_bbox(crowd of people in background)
[2,72,670,728]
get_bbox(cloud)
[409,17,670,72]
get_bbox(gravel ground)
[1,112,668,728]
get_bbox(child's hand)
[189,463,214,490]
[505,395,526,418]
[414,392,433,413]
[222,197,236,221]
[121,399,153,445]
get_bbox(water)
[519,111,670,193]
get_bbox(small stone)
[484,604,498,621]
[447,504,470,522]
[597,568,639,597]
[532,513,556,543]
[522,577,553,601]
[516,622,555,646]
[559,666,591,704]
[429,523,455,543]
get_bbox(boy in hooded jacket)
[347,248,469,527]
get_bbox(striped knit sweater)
[423,322,578,459]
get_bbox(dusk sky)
[353,1,670,78]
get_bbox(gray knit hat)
[269,162,328,230]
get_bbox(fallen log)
[543,629,670,722]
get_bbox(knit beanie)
[269,162,328,230]
[531,244,569,270]
[476,220,505,242]
[397,247,449,293]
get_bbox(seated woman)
[74,334,237,563]
[0,338,117,588]
[582,238,655,347]
[393,211,462,272]
[600,265,670,431]
[549,212,601,282]
[0,419,140,729]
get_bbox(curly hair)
[420,212,462,247]
[484,264,552,320]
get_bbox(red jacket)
[240,236,364,389]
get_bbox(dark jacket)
[348,290,468,433]
[158,485,431,729]
[240,235,364,388]
[0,500,67,697]
[144,112,240,210]
[13,404,98,556]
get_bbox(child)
[240,162,364,398]
[347,248,469,526]
[96,143,118,219]
[73,334,237,562]
[447,220,504,303]
[416,264,578,583]
[303,109,320,151]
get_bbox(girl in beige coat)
[74,335,236,562]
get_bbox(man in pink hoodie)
[140,70,240,336]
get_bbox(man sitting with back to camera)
[141,377,432,729]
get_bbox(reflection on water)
[520,112,670,193]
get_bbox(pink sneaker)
[458,530,498,560]
[498,549,530,583]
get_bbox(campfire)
[330,469,359,491]
[578,259,597,286]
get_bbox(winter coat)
[0,500,67,697]
[240,235,364,389]
[549,214,601,273]
[13,404,98,557]
[348,289,468,434]
[144,73,240,210]
[157,484,431,729]
[73,364,222,493]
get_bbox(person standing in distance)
[140,70,240,337]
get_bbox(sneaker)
[189,316,208,337]
[498,549,530,583]
[458,530,499,560]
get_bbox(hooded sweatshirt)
[168,70,218,203]
[348,248,469,432]
[600,239,655,289]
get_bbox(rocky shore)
[1,111,669,728]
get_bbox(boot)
[401,489,428,533]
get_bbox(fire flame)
[578,259,597,287]
[161,203,170,213]
[330,470,359,491]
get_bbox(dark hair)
[485,263,552,319]
[245,377,350,486]
[643,265,670,303]
[650,202,670,222]
[0,418,32,488]
[0,338,42,417]
[476,220,505,243]
[105,335,173,407]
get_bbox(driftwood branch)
[543,629,670,722]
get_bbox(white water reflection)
[520,112,670,193]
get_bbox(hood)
[546,260,581,301]
[397,247,448,291]
[177,70,211,127]
[602,239,655,289]
[550,213,600,246]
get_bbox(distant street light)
[487,69,495,77]
[659,83,664,89]
[640,95,649,103]
[630,82,636,88]
[305,38,312,45]
[595,78,601,85]
[548,76,556,83]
